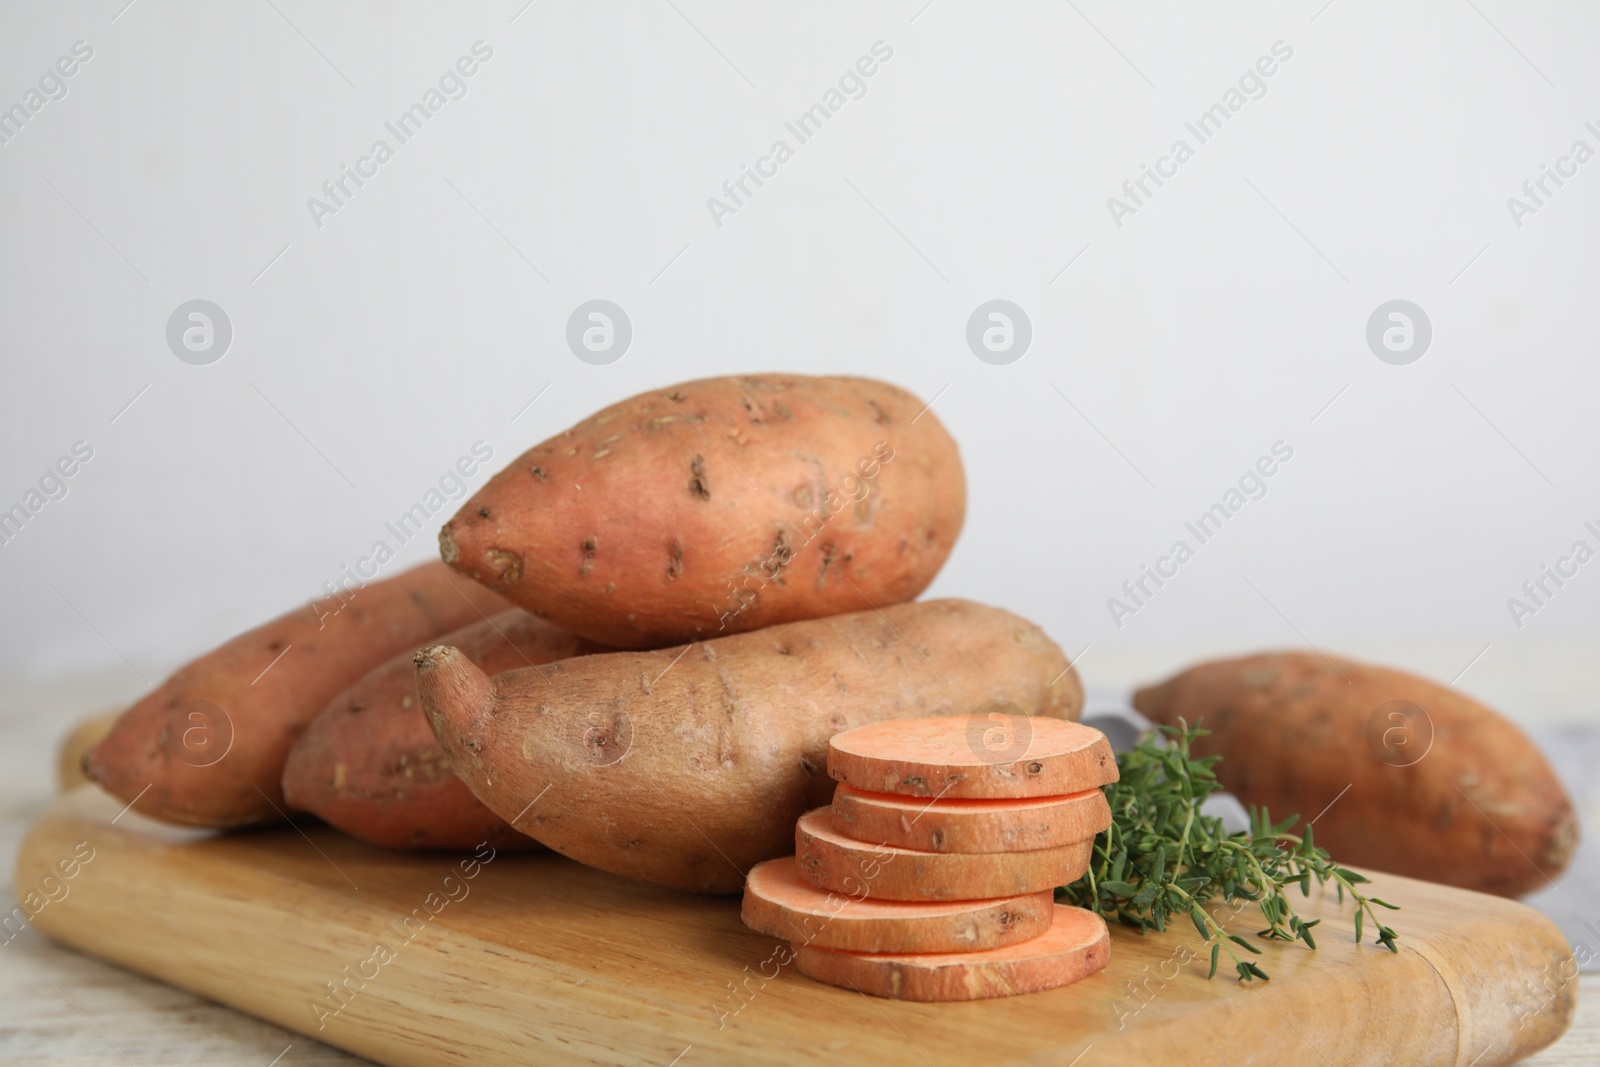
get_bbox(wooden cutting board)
[17,787,1576,1066]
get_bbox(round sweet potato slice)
[829,784,1111,853]
[794,808,1091,902]
[793,904,1110,1001]
[827,716,1117,799]
[742,857,1053,954]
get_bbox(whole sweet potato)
[439,374,965,648]
[419,599,1083,893]
[283,609,609,850]
[85,562,508,828]
[1133,651,1578,898]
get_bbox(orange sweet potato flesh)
[793,904,1110,1001]
[438,374,965,649]
[830,784,1111,853]
[419,598,1083,893]
[827,716,1118,798]
[85,562,509,828]
[1133,650,1579,898]
[282,609,609,850]
[794,808,1092,902]
[742,857,1054,953]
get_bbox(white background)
[1,0,1597,722]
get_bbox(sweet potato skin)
[85,562,508,828]
[439,374,965,648]
[282,609,609,850]
[1133,651,1578,898]
[421,599,1084,893]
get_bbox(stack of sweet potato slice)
[742,716,1121,1000]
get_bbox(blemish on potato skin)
[768,529,795,584]
[580,537,599,576]
[484,548,524,588]
[816,544,837,588]
[1242,667,1277,690]
[666,539,684,580]
[688,455,711,500]
[530,466,550,481]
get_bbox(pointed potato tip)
[414,645,461,672]
[1130,682,1163,716]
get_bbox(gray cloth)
[1524,725,1600,972]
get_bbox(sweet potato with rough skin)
[85,562,509,828]
[438,374,965,649]
[1133,651,1578,898]
[282,609,610,850]
[419,599,1083,893]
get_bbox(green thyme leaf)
[1057,718,1402,982]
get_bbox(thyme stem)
[1058,719,1401,981]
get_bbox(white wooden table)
[2,661,1593,1065]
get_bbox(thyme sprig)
[1058,720,1400,982]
